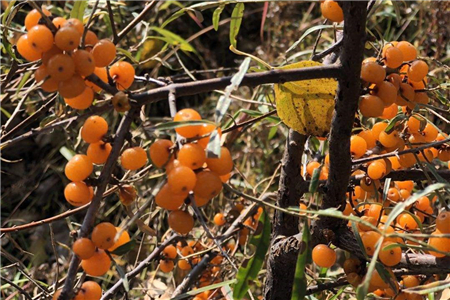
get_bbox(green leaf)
[233,209,271,300]
[229,3,245,47]
[161,1,223,28]
[375,263,398,293]
[171,279,237,300]
[152,120,215,132]
[59,146,75,161]
[309,164,322,193]
[286,25,343,53]
[290,221,311,300]
[2,0,16,25]
[110,240,136,256]
[150,27,196,53]
[385,114,406,133]
[213,5,225,31]
[70,1,87,21]
[115,263,129,291]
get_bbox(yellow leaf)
[274,61,337,137]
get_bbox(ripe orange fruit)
[79,281,102,300]
[65,154,93,182]
[91,222,117,249]
[358,216,377,232]
[168,210,194,234]
[85,30,99,47]
[149,139,174,168]
[383,46,404,69]
[367,161,387,180]
[162,245,178,259]
[120,147,148,170]
[428,230,450,257]
[379,241,402,266]
[72,238,96,259]
[321,0,343,22]
[178,143,206,170]
[73,50,96,77]
[214,213,226,226]
[378,130,400,148]
[47,54,75,82]
[85,67,108,92]
[347,273,362,287]
[402,275,420,288]
[193,170,223,200]
[380,103,398,119]
[16,34,42,61]
[58,75,86,99]
[396,41,417,61]
[374,81,397,107]
[64,87,94,110]
[155,183,187,210]
[408,60,428,82]
[436,211,450,233]
[358,130,376,149]
[361,231,381,256]
[350,135,367,158]
[42,45,63,66]
[92,39,116,67]
[205,147,233,175]
[34,65,59,92]
[386,73,401,90]
[108,227,130,252]
[395,180,414,192]
[64,181,92,206]
[359,95,384,118]
[396,83,415,106]
[27,25,54,52]
[81,249,111,276]
[168,166,197,194]
[81,116,108,144]
[197,124,222,149]
[25,8,51,30]
[312,244,336,268]
[423,123,438,142]
[178,259,191,270]
[87,141,112,165]
[159,259,174,273]
[55,26,81,51]
[52,17,67,29]
[118,185,137,206]
[63,18,84,34]
[361,62,386,84]
[173,109,202,138]
[397,213,418,230]
[109,61,135,90]
[343,258,361,275]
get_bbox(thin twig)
[81,0,100,48]
[28,1,57,32]
[222,110,277,134]
[115,1,156,44]
[0,276,33,300]
[106,0,119,44]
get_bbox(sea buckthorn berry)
[383,46,404,69]
[120,147,147,170]
[65,154,93,182]
[407,116,422,133]
[92,222,117,249]
[381,104,398,119]
[52,17,66,29]
[178,259,191,270]
[361,62,386,84]
[58,74,86,98]
[397,41,417,61]
[343,258,361,275]
[168,210,194,235]
[374,81,397,107]
[220,172,231,183]
[111,91,131,112]
[397,213,418,230]
[85,67,108,92]
[178,143,206,170]
[214,213,226,226]
[387,187,400,202]
[16,34,42,61]
[87,141,112,164]
[198,124,222,149]
[118,185,137,206]
[409,77,427,90]
[396,83,415,106]
[408,60,428,82]
[350,135,367,158]
[386,73,401,90]
[193,170,223,200]
[162,245,178,259]
[41,45,63,66]
[181,245,194,257]
[85,30,99,47]
[149,139,174,168]
[312,244,336,268]
[55,26,81,51]
[320,0,343,23]
[34,65,59,92]
[81,116,108,144]
[359,95,384,118]
[306,161,320,176]
[155,183,187,210]
[414,92,429,105]
[63,18,84,34]
[92,39,116,67]
[423,123,438,142]
[79,281,102,300]
[415,196,431,211]
[64,87,94,110]
[159,259,174,273]
[73,50,96,76]
[371,122,388,141]
[108,227,130,252]
[358,216,377,232]
[47,54,75,81]
[379,130,400,147]
[358,130,376,149]
[402,275,420,288]
[436,211,450,233]
[395,180,414,193]
[347,273,362,287]
[81,249,111,276]
[27,25,54,52]
[428,230,450,257]
[168,166,197,194]
[173,109,202,138]
[205,147,233,175]
[399,189,411,201]
[109,61,135,90]
[361,230,381,256]
[72,238,96,259]
[438,149,450,161]
[25,8,52,30]
[379,241,402,266]
[64,181,92,206]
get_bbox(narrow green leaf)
[286,25,343,53]
[385,114,407,133]
[213,5,225,31]
[375,263,398,293]
[309,165,322,194]
[268,126,278,140]
[110,240,136,256]
[171,279,236,300]
[59,146,75,161]
[152,120,215,131]
[233,209,271,300]
[229,3,245,47]
[290,221,311,300]
[70,1,87,21]
[2,0,17,25]
[150,26,196,53]
[115,263,129,291]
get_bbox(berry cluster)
[17,9,135,110]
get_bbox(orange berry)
[159,259,174,273]
[388,156,402,170]
[63,18,84,34]
[16,34,42,61]
[374,81,397,107]
[428,230,450,257]
[408,60,428,82]
[205,147,233,176]
[397,213,418,230]
[47,53,75,81]
[383,46,404,69]
[414,92,429,105]
[379,241,402,266]
[108,227,130,252]
[73,50,96,77]
[371,122,388,140]
[358,130,376,149]
[386,73,401,90]
[118,185,137,206]
[155,183,187,210]
[438,149,450,161]
[396,83,415,106]
[178,259,191,270]
[214,213,226,226]
[64,181,92,206]
[407,116,422,133]
[87,141,112,165]
[85,67,108,92]
[109,61,135,90]
[91,222,117,249]
[162,245,178,259]
[415,196,430,211]
[343,258,361,275]
[395,180,414,192]
[72,238,96,259]
[173,109,202,138]
[320,0,343,22]
[387,187,400,202]
[85,30,99,47]
[378,130,400,148]
[396,41,417,61]
[359,95,384,118]
[380,103,398,119]
[79,281,102,300]
[193,170,223,200]
[358,216,377,232]
[149,140,174,168]
[361,62,386,84]
[34,65,59,92]
[220,172,231,183]
[92,39,116,67]
[64,87,94,110]
[58,74,86,98]
[361,230,381,256]
[120,147,147,170]
[41,45,63,66]
[27,25,54,52]
[181,245,194,257]
[81,115,108,144]
[423,123,438,142]
[178,143,206,170]
[52,17,67,29]
[55,26,81,51]
[25,8,51,30]
[306,161,320,176]
[168,166,197,194]
[168,210,194,235]
[350,135,367,158]
[81,249,111,276]
[367,204,384,220]
[347,273,362,287]
[312,244,336,268]
[65,154,93,182]
[402,275,420,288]
[436,211,450,234]
[197,124,222,149]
